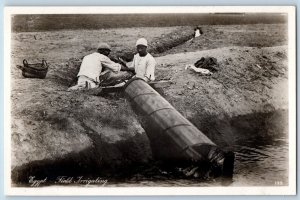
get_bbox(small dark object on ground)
[17,59,49,79]
[194,57,219,72]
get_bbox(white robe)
[195,29,201,37]
[77,52,121,82]
[129,53,156,81]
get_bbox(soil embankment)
[10,24,288,185]
[155,45,288,149]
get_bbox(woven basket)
[17,59,49,79]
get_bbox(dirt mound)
[11,78,152,184]
[149,27,194,55]
[155,45,288,148]
[111,27,194,61]
[162,24,287,56]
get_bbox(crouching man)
[68,43,132,90]
[119,38,156,82]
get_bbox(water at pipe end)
[190,144,235,179]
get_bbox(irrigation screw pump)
[123,78,235,179]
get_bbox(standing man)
[68,43,128,90]
[194,27,203,38]
[120,38,156,82]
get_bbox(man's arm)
[100,56,122,73]
[118,57,135,73]
[145,57,156,81]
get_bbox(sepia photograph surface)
[4,6,296,195]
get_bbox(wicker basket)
[17,59,49,79]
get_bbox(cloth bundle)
[185,57,219,75]
[194,57,218,72]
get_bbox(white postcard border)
[4,6,296,196]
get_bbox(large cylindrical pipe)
[124,78,234,178]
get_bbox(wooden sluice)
[124,78,234,178]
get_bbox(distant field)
[12,13,287,32]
